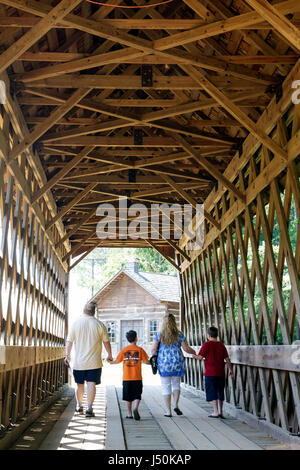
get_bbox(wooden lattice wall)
[180,88,300,434]
[0,92,69,438]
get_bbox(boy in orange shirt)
[109,330,150,420]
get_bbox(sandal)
[164,414,172,417]
[133,409,140,421]
[126,416,133,419]
[208,414,219,418]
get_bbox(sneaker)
[85,409,95,418]
[75,405,83,414]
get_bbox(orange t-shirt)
[116,344,149,381]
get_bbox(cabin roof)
[90,260,180,303]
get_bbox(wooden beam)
[26,116,241,127]
[152,0,300,50]
[4,17,299,30]
[41,119,135,143]
[244,0,300,52]
[8,88,91,163]
[69,242,103,271]
[56,208,97,249]
[162,238,191,262]
[21,88,267,126]
[170,134,246,203]
[160,174,221,231]
[37,136,232,148]
[146,239,180,271]
[46,183,98,231]
[16,52,298,64]
[62,230,96,262]
[0,0,83,74]
[180,65,288,163]
[31,146,95,204]
[11,49,151,82]
[13,52,276,84]
[17,72,275,89]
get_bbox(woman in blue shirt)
[151,314,196,417]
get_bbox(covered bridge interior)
[0,0,300,446]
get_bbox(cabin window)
[106,321,116,343]
[149,320,158,341]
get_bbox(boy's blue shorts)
[73,368,102,385]
[205,376,225,401]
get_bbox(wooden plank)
[180,66,288,163]
[8,88,90,163]
[244,0,300,52]
[173,134,245,203]
[46,183,98,230]
[160,174,221,231]
[146,239,180,271]
[153,0,300,50]
[177,392,262,450]
[105,386,126,450]
[31,146,95,204]
[226,345,300,372]
[0,0,83,73]
[142,388,196,450]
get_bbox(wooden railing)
[183,345,300,373]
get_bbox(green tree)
[72,247,176,294]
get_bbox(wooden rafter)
[244,0,300,52]
[0,0,83,73]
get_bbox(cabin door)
[120,320,144,351]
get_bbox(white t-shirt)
[67,315,109,370]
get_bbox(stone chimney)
[125,257,139,273]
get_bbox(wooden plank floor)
[116,387,173,450]
[114,385,285,450]
[9,371,298,451]
[142,386,262,450]
[39,385,107,450]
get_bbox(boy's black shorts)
[205,376,225,401]
[123,380,143,402]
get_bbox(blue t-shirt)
[154,331,187,377]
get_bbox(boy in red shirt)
[109,330,150,420]
[193,326,234,418]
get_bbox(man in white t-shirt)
[65,301,113,417]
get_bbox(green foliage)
[72,247,176,295]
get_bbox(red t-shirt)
[199,341,229,377]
